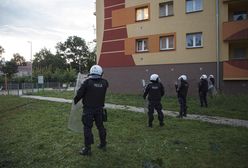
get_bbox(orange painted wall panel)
[125,38,135,55]
[112,7,135,27]
[124,33,176,55]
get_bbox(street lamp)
[27,41,32,82]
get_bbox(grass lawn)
[0,96,248,168]
[33,90,248,120]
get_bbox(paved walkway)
[21,95,248,128]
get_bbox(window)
[136,39,148,52]
[136,7,149,21]
[186,33,203,48]
[159,2,173,17]
[233,11,247,21]
[160,36,174,50]
[186,0,202,13]
[232,48,246,59]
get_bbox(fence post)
[7,83,10,95]
[32,82,34,94]
[18,83,20,96]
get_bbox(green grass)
[33,90,248,120]
[0,96,248,168]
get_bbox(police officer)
[198,74,208,107]
[175,75,189,118]
[143,74,165,127]
[74,65,108,156]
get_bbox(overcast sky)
[0,0,96,61]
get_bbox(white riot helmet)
[90,65,103,76]
[200,74,207,79]
[178,75,187,81]
[150,74,159,82]
[209,74,214,78]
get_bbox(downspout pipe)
[216,0,220,91]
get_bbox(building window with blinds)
[136,39,149,52]
[186,32,203,48]
[136,7,149,21]
[160,36,175,50]
[160,1,174,17]
[186,0,203,13]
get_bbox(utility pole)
[27,41,33,82]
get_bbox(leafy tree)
[33,48,66,72]
[86,46,96,71]
[56,36,91,73]
[0,45,5,65]
[1,60,18,79]
[12,53,27,66]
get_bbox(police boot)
[97,143,107,151]
[160,122,165,127]
[176,114,183,118]
[183,106,188,117]
[79,147,91,156]
[148,122,153,128]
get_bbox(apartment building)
[95,0,248,95]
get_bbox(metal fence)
[0,82,76,96]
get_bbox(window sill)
[160,48,175,51]
[159,14,174,18]
[186,46,203,49]
[135,19,150,23]
[186,10,203,14]
[136,50,149,53]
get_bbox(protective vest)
[177,80,189,98]
[143,82,165,102]
[198,79,208,93]
[74,78,108,108]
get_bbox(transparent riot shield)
[141,79,148,113]
[68,73,88,133]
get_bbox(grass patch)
[33,90,248,120]
[0,96,248,168]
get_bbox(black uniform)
[175,80,189,117]
[198,79,208,107]
[209,77,215,86]
[143,81,165,127]
[74,77,108,149]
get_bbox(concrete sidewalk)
[21,95,248,128]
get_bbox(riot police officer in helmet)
[143,74,165,127]
[74,65,108,156]
[175,75,189,118]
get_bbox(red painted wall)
[99,0,135,67]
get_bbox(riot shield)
[68,73,87,133]
[141,79,148,113]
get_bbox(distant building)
[96,0,248,95]
[16,62,32,77]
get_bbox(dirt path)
[21,95,248,128]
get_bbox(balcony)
[223,60,248,80]
[223,20,248,41]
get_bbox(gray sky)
[0,0,96,61]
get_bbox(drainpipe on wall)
[216,0,220,91]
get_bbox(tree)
[86,46,97,71]
[56,36,91,73]
[0,45,5,65]
[0,45,4,55]
[33,48,67,72]
[12,53,27,66]
[1,60,18,79]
